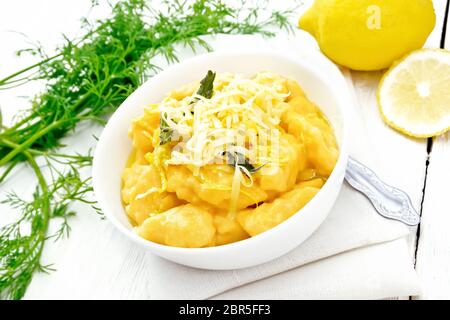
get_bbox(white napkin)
[213,239,420,300]
[21,32,420,300]
[213,238,421,299]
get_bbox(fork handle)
[345,157,420,226]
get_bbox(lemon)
[299,0,436,71]
[378,49,450,138]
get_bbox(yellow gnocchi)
[137,204,215,248]
[166,165,268,210]
[237,186,320,236]
[122,72,338,248]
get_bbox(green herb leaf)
[196,70,216,99]
[159,114,174,145]
[189,70,216,108]
[224,151,265,175]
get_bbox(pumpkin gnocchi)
[122,72,338,248]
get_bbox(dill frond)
[0,0,297,299]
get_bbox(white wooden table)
[0,0,449,300]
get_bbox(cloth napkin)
[22,32,421,300]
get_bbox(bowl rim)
[92,49,351,255]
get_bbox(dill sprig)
[0,153,96,300]
[0,0,296,299]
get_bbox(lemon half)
[378,49,450,138]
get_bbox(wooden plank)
[414,0,450,300]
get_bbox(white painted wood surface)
[0,0,448,299]
[415,2,450,299]
[416,132,450,299]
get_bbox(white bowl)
[92,50,351,270]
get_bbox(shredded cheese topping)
[154,73,289,163]
[141,72,293,212]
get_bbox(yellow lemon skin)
[299,0,436,71]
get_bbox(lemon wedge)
[378,49,450,138]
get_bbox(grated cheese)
[151,72,292,212]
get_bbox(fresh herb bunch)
[0,152,95,299]
[0,0,296,299]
